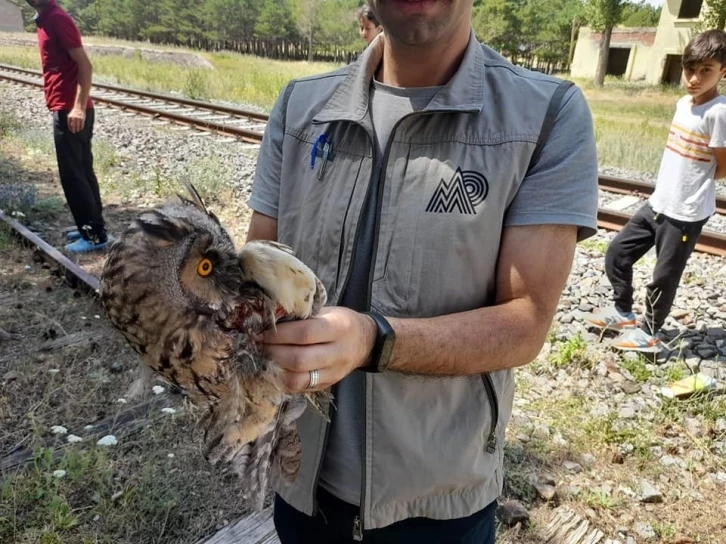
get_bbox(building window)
[678,0,703,19]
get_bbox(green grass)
[592,117,668,177]
[550,332,592,369]
[0,110,20,140]
[583,488,621,510]
[578,238,609,253]
[664,362,686,383]
[621,356,653,383]
[659,390,726,426]
[0,43,341,111]
[0,223,10,250]
[0,37,690,174]
[1,447,112,543]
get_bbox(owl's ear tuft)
[178,177,208,213]
[137,210,192,242]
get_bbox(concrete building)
[571,27,657,81]
[571,0,704,84]
[0,0,24,33]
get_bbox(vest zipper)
[335,110,457,536]
[311,399,332,516]
[353,515,364,540]
[356,113,425,539]
[482,373,499,453]
[310,120,378,525]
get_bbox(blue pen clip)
[311,134,327,169]
[310,134,333,179]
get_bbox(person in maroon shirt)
[26,0,109,253]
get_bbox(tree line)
[16,0,661,69]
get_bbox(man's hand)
[261,307,376,392]
[67,107,86,133]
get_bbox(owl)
[99,181,331,509]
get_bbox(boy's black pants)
[52,109,107,243]
[274,488,497,544]
[605,203,708,334]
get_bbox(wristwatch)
[362,311,396,373]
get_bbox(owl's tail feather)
[304,390,334,422]
[232,397,306,510]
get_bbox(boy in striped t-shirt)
[585,29,726,351]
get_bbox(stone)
[496,500,529,526]
[581,453,596,465]
[640,480,663,503]
[619,381,641,394]
[563,460,583,473]
[696,345,718,359]
[2,370,21,383]
[633,522,657,540]
[533,483,557,501]
[532,424,551,440]
[684,417,704,438]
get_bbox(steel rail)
[2,206,723,307]
[597,208,726,257]
[0,63,270,122]
[0,71,264,144]
[598,173,726,215]
[0,210,99,294]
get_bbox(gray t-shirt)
[318,80,442,506]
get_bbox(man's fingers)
[68,114,84,133]
[262,315,336,346]
[278,367,333,393]
[264,343,328,373]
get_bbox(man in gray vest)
[247,0,599,541]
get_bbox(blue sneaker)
[582,305,637,331]
[64,237,111,254]
[65,230,82,241]
[611,328,663,353]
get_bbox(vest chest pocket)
[371,145,513,318]
[278,130,371,296]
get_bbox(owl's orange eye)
[197,258,213,276]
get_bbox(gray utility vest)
[265,30,579,534]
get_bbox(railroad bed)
[3,69,726,544]
[0,63,266,143]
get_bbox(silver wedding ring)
[308,369,320,389]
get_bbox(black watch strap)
[362,310,396,373]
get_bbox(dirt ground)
[2,93,725,544]
[0,138,261,543]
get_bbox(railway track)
[2,203,725,300]
[0,63,266,144]
[599,173,726,215]
[1,62,725,293]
